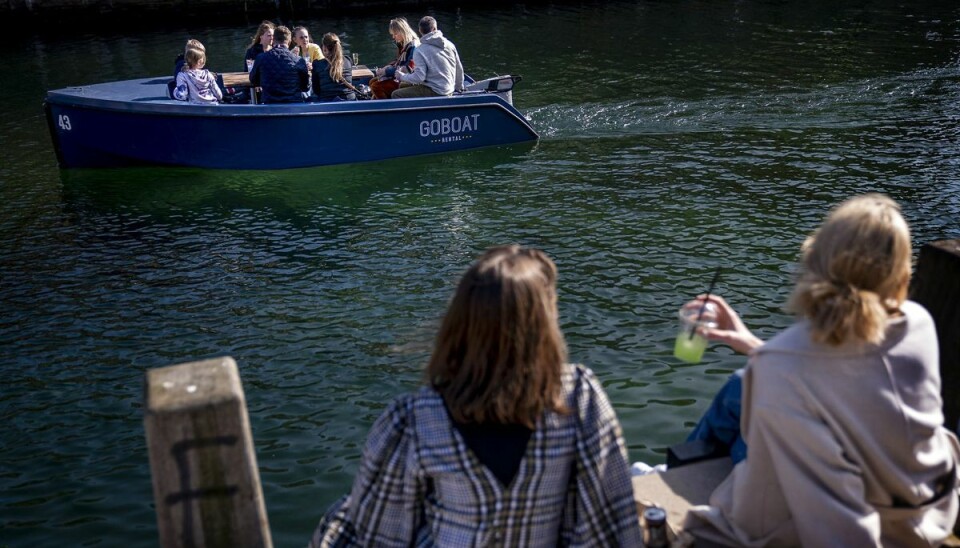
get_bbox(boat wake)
[527,64,960,140]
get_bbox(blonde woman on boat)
[682,194,959,546]
[310,245,641,546]
[369,17,419,99]
[291,26,322,63]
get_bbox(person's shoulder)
[901,300,934,326]
[564,363,592,382]
[563,363,607,397]
[891,299,937,349]
[755,321,815,356]
[373,389,428,426]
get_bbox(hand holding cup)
[682,295,763,355]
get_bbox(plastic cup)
[246,59,254,72]
[673,302,718,364]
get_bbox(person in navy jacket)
[249,25,308,104]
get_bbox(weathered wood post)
[144,356,272,547]
[910,239,960,433]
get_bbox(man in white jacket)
[393,16,464,98]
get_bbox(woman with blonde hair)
[310,245,641,546]
[310,33,355,101]
[369,17,419,99]
[291,26,322,63]
[682,194,959,546]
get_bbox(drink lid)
[678,301,718,328]
[644,506,666,523]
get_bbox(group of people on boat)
[172,15,464,105]
[307,194,960,547]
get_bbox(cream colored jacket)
[685,300,958,547]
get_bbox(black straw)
[689,267,722,340]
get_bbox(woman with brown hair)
[244,20,274,71]
[311,33,356,102]
[682,194,959,546]
[311,245,641,547]
[369,17,419,99]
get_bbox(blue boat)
[44,74,537,170]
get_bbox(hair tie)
[830,280,861,304]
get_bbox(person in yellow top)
[292,26,322,63]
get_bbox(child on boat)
[173,43,223,105]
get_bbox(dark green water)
[2,1,960,545]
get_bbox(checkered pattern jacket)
[310,364,642,547]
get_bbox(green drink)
[674,330,709,363]
[673,302,717,364]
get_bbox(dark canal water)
[2,1,960,545]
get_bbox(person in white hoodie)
[393,16,464,98]
[173,44,223,105]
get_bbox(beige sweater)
[685,301,958,547]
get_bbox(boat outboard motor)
[463,75,522,105]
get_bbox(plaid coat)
[311,364,642,547]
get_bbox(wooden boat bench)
[220,66,375,89]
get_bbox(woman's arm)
[310,395,424,547]
[561,366,643,546]
[397,50,427,85]
[384,44,415,78]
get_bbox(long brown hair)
[321,33,345,83]
[248,21,275,49]
[788,193,912,345]
[426,245,569,428]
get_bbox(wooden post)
[910,239,960,433]
[144,357,272,548]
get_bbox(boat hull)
[45,77,539,170]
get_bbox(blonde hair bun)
[788,194,911,345]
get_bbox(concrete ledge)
[633,457,732,544]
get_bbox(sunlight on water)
[2,1,960,546]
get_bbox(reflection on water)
[2,1,960,546]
